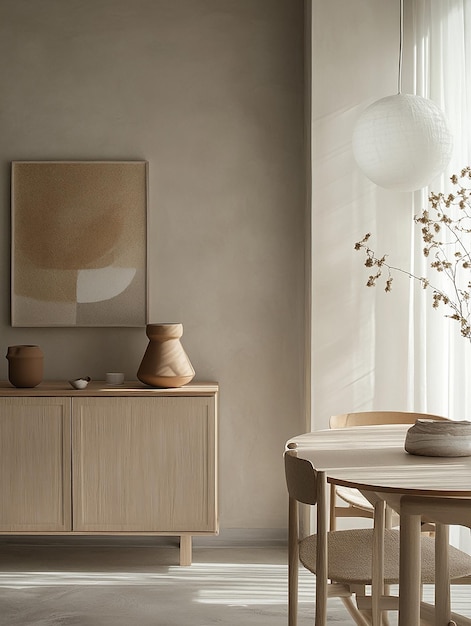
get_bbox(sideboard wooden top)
[0,381,219,397]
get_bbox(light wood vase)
[6,344,44,388]
[137,324,195,388]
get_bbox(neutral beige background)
[0,0,306,533]
[310,0,416,432]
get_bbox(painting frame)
[11,160,148,327]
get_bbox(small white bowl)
[69,377,91,390]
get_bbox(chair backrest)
[284,451,322,506]
[329,410,449,429]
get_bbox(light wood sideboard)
[0,380,218,565]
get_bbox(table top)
[287,425,471,497]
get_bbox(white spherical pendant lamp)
[352,93,453,192]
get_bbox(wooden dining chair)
[328,411,450,531]
[400,495,471,626]
[284,450,444,626]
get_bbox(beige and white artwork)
[11,161,147,327]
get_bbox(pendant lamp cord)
[398,0,403,94]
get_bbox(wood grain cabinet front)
[0,397,71,532]
[0,382,218,565]
[72,396,217,533]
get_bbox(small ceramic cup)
[106,372,125,385]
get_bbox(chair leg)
[316,474,328,626]
[288,495,299,626]
[341,596,372,626]
[435,523,451,626]
[372,500,385,626]
[330,483,337,531]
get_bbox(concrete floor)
[0,539,470,625]
[0,539,341,626]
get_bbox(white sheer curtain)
[406,0,471,420]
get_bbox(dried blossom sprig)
[355,167,471,340]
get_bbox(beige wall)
[311,0,402,430]
[0,1,306,532]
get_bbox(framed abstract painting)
[11,161,148,327]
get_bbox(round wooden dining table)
[286,424,471,626]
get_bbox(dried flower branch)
[355,167,471,340]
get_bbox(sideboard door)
[0,397,71,531]
[72,396,217,533]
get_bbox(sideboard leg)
[180,535,192,566]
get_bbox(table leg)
[435,523,451,625]
[399,511,421,626]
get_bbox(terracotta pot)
[6,345,44,388]
[137,324,195,388]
